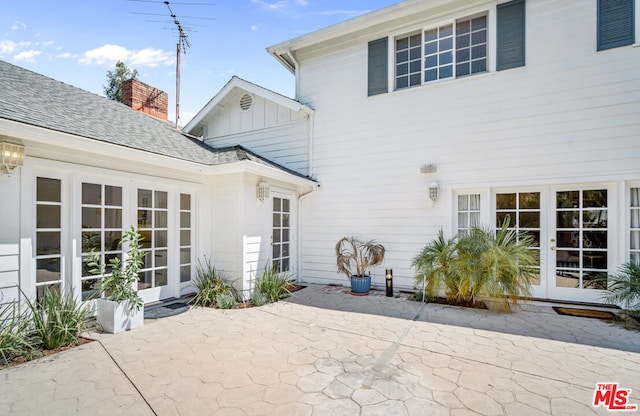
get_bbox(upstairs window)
[597,0,635,51]
[395,15,487,90]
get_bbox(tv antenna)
[128,0,214,127]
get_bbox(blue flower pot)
[350,275,371,294]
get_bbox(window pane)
[105,186,122,206]
[138,189,153,208]
[180,265,191,283]
[282,214,290,227]
[82,183,101,205]
[496,193,516,209]
[583,272,607,290]
[396,50,408,63]
[273,213,281,227]
[496,212,516,227]
[472,44,486,59]
[458,195,469,209]
[180,230,191,247]
[425,69,438,82]
[105,208,122,229]
[519,193,540,209]
[141,251,153,269]
[37,232,60,255]
[180,248,190,264]
[155,191,168,209]
[469,195,481,210]
[82,207,101,229]
[180,212,191,228]
[456,34,470,48]
[82,232,101,253]
[439,37,453,51]
[457,20,470,34]
[37,205,61,228]
[425,55,437,68]
[397,63,409,76]
[584,231,607,249]
[439,52,453,65]
[138,271,152,290]
[409,60,421,73]
[583,211,607,228]
[155,230,168,248]
[282,243,290,257]
[557,231,579,249]
[36,284,60,302]
[37,177,61,202]
[557,211,579,228]
[440,24,453,37]
[409,34,421,46]
[584,251,607,269]
[557,250,579,269]
[273,197,281,211]
[471,30,486,44]
[396,37,408,49]
[409,47,421,60]
[138,210,152,228]
[180,193,191,210]
[409,73,421,86]
[456,63,470,76]
[424,41,437,55]
[156,250,168,268]
[139,231,152,249]
[155,211,168,228]
[456,48,470,62]
[273,230,281,243]
[424,29,437,42]
[557,191,579,208]
[272,245,280,259]
[471,59,486,73]
[440,64,453,78]
[584,190,607,208]
[472,16,487,30]
[519,212,540,228]
[36,258,61,283]
[105,231,122,252]
[396,76,409,89]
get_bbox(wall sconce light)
[256,181,270,203]
[429,182,439,203]
[1,142,25,175]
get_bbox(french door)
[271,192,295,276]
[495,185,615,303]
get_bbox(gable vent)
[240,93,254,111]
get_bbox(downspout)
[297,184,319,283]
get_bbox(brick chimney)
[121,78,168,121]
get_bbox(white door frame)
[270,189,297,279]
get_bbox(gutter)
[285,48,300,98]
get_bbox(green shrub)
[255,262,292,303]
[190,257,237,307]
[216,294,237,309]
[251,290,269,307]
[413,219,538,311]
[0,301,36,364]
[601,262,640,320]
[27,288,90,350]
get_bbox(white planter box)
[96,299,144,334]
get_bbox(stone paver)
[1,283,639,415]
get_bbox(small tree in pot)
[87,226,145,333]
[335,236,386,295]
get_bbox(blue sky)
[1,0,399,125]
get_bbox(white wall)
[203,88,310,175]
[0,173,21,303]
[293,0,640,290]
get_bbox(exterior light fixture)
[429,182,439,203]
[1,142,25,175]
[256,181,270,203]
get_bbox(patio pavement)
[1,284,639,415]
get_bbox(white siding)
[204,88,310,175]
[294,0,640,290]
[0,173,21,303]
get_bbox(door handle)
[550,247,556,251]
[550,239,556,243]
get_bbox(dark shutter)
[598,0,634,51]
[368,37,388,96]
[497,0,526,71]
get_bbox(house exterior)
[0,62,316,305]
[189,0,640,304]
[2,0,639,307]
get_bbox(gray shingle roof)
[0,59,311,180]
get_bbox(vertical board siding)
[292,0,640,289]
[0,244,20,303]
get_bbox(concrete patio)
[1,284,639,415]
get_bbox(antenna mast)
[164,1,190,128]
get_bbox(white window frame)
[389,5,496,92]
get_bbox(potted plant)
[335,236,386,295]
[87,226,145,333]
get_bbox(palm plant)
[601,262,640,319]
[335,236,386,278]
[412,219,538,311]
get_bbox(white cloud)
[0,40,30,56]
[79,44,173,67]
[10,22,27,31]
[251,24,259,31]
[251,0,289,11]
[295,0,308,5]
[56,52,73,59]
[13,50,41,62]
